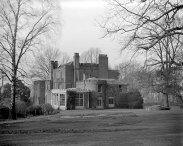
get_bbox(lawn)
[0,109,183,146]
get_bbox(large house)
[33,53,128,110]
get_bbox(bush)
[16,100,27,118]
[52,109,60,115]
[41,103,54,115]
[26,105,42,116]
[0,106,10,119]
[117,91,143,109]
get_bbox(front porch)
[51,88,91,110]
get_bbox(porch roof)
[51,88,91,94]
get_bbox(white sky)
[59,0,140,67]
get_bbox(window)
[75,93,84,106]
[98,84,102,93]
[109,98,114,104]
[97,99,102,106]
[60,94,65,106]
[46,84,50,90]
[119,85,122,92]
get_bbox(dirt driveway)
[0,109,183,146]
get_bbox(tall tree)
[0,0,58,119]
[101,0,183,106]
[116,62,155,101]
[30,46,70,80]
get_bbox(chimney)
[73,53,80,87]
[50,61,58,89]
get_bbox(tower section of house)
[33,80,46,105]
[99,54,108,79]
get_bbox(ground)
[0,109,183,146]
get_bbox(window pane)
[97,99,102,106]
[60,94,65,106]
[98,85,102,92]
[76,93,83,106]
[109,98,114,104]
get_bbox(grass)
[0,109,183,146]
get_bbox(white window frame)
[75,93,84,107]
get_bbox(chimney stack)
[73,53,80,87]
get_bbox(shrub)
[41,103,54,115]
[117,91,143,109]
[0,106,10,119]
[52,109,60,115]
[26,105,42,116]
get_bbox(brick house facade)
[33,53,127,109]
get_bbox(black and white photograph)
[0,0,183,145]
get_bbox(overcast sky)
[58,0,140,67]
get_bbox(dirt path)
[0,109,183,146]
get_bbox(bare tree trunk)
[11,46,17,120]
[11,76,17,120]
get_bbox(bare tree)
[116,61,162,104]
[101,0,183,52]
[101,0,183,106]
[0,0,58,119]
[80,48,102,63]
[30,46,70,80]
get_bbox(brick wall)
[108,70,120,79]
[33,80,45,105]
[99,54,108,79]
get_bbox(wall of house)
[76,79,98,91]
[45,80,51,104]
[53,66,65,89]
[79,63,99,80]
[108,70,119,79]
[106,84,120,108]
[65,64,74,88]
[33,80,45,105]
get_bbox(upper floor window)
[98,84,102,93]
